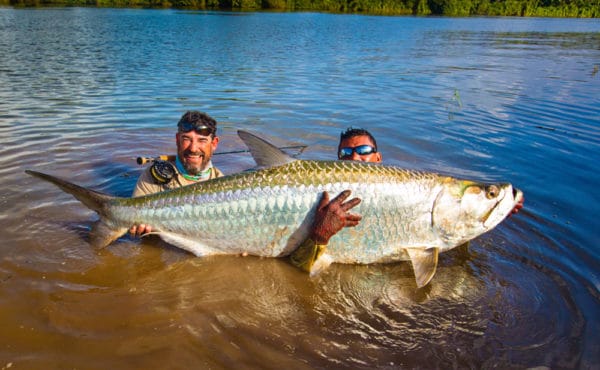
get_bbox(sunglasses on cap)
[338,145,377,159]
[178,121,214,136]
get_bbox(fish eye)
[486,185,499,199]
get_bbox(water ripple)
[1,9,599,369]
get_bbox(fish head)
[432,178,523,247]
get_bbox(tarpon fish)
[26,130,523,287]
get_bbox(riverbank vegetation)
[2,0,598,17]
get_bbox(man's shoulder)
[132,160,178,197]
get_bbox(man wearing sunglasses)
[130,124,379,252]
[291,127,524,272]
[336,128,382,163]
[130,111,224,237]
[291,127,380,271]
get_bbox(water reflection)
[18,246,485,366]
[7,231,573,368]
[1,8,599,369]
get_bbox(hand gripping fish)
[26,130,523,288]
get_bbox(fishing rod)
[136,144,308,165]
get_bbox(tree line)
[3,0,599,17]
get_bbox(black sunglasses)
[338,145,376,159]
[178,122,214,136]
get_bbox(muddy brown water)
[1,8,599,369]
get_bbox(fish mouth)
[513,187,523,203]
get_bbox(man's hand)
[129,224,152,238]
[310,190,362,244]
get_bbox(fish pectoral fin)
[457,241,470,252]
[90,221,128,249]
[289,238,332,275]
[157,232,215,257]
[406,247,440,288]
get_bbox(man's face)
[176,131,219,175]
[338,135,382,163]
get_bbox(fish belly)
[111,179,440,263]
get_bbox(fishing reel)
[150,160,176,184]
[137,155,176,185]
[134,141,309,185]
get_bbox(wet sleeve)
[289,238,327,273]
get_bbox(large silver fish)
[26,130,523,287]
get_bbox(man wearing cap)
[132,111,223,197]
[129,124,374,252]
[130,110,224,237]
[289,127,376,271]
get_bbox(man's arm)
[309,190,362,244]
[290,190,362,272]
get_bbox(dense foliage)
[2,0,599,17]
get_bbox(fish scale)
[106,161,453,260]
[25,130,522,287]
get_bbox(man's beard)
[181,152,210,175]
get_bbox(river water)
[0,8,599,369]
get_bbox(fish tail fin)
[26,170,113,215]
[26,170,127,248]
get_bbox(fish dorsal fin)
[237,130,297,168]
[406,247,440,288]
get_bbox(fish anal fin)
[90,221,128,249]
[406,247,440,288]
[458,241,470,251]
[157,231,216,257]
